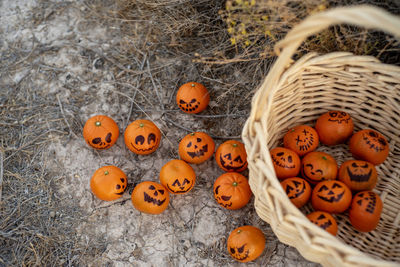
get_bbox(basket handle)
[251,5,400,122]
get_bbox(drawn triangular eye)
[149,185,156,190]
[182,178,190,185]
[318,185,329,192]
[197,138,202,142]
[352,162,359,168]
[158,189,165,195]
[179,99,186,104]
[287,156,293,163]
[362,163,369,168]
[332,183,342,189]
[230,247,235,254]
[135,135,145,145]
[292,180,301,187]
[224,153,232,160]
[187,141,192,148]
[317,214,326,220]
[285,185,294,194]
[237,244,246,253]
[233,155,242,163]
[190,99,197,103]
[172,179,181,186]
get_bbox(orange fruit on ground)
[83,115,119,150]
[90,166,127,201]
[227,225,266,262]
[178,132,215,164]
[159,159,196,194]
[131,181,170,214]
[215,140,248,172]
[176,82,210,114]
[213,172,252,210]
[124,119,161,155]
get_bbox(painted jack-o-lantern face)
[176,82,210,114]
[306,211,338,236]
[178,132,215,164]
[83,115,119,150]
[227,225,266,263]
[349,129,389,165]
[349,191,383,232]
[315,110,354,146]
[131,181,169,214]
[270,147,301,180]
[338,160,377,191]
[90,166,127,201]
[124,119,161,155]
[280,177,311,208]
[301,151,338,185]
[215,140,247,172]
[213,172,252,210]
[283,125,319,156]
[160,159,196,194]
[312,180,352,213]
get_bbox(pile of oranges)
[271,111,389,235]
[82,82,265,263]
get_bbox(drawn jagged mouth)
[115,191,124,195]
[187,145,208,158]
[347,167,372,182]
[143,192,166,206]
[131,142,158,152]
[167,183,193,194]
[328,118,350,124]
[317,192,345,203]
[271,155,295,169]
[220,155,246,171]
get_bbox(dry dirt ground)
[1,0,323,266]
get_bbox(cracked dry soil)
[0,0,318,266]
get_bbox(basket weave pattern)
[242,6,400,267]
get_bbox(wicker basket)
[242,5,400,267]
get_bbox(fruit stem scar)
[322,156,327,160]
[95,121,101,126]
[232,143,238,147]
[139,123,144,127]
[232,182,238,187]
[104,171,109,175]
[190,133,195,136]
[191,83,195,87]
[237,230,242,234]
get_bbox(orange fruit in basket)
[311,180,352,214]
[306,211,338,236]
[280,177,311,208]
[315,110,354,146]
[300,151,338,185]
[270,147,301,180]
[349,191,382,232]
[83,115,119,150]
[338,160,378,192]
[283,125,319,157]
[227,225,266,262]
[213,172,252,210]
[176,82,210,114]
[348,129,389,165]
